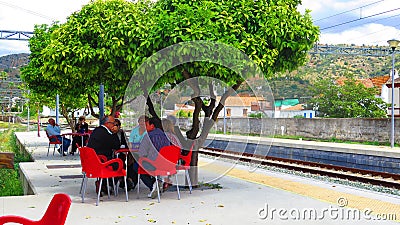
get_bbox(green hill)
[0,49,395,102]
[0,53,29,108]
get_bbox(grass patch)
[212,129,393,147]
[198,182,223,190]
[0,124,32,196]
[272,134,394,147]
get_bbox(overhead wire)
[0,0,55,21]
[320,7,400,31]
[329,13,400,44]
[314,0,385,22]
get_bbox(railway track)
[200,147,400,189]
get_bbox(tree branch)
[87,93,99,118]
[202,81,216,117]
[211,81,243,121]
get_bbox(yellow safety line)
[199,160,400,222]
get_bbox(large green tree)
[23,0,318,184]
[135,0,319,184]
[310,75,388,118]
[38,0,150,117]
[21,24,88,129]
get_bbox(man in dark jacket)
[87,115,120,161]
[86,115,121,195]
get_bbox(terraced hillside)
[0,50,395,101]
[0,53,29,109]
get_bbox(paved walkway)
[0,131,399,224]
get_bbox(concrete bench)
[0,152,14,169]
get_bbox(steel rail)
[200,147,400,189]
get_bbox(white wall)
[217,106,251,117]
[387,87,400,116]
[275,110,315,118]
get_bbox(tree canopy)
[310,75,389,118]
[134,0,319,139]
[22,0,318,128]
[21,24,88,128]
[21,0,319,182]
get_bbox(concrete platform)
[0,131,399,224]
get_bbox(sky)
[1,0,400,56]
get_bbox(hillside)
[0,49,395,102]
[0,53,29,107]
[269,54,392,99]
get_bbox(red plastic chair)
[137,145,181,203]
[84,130,93,146]
[0,193,71,225]
[45,130,62,156]
[78,151,108,195]
[176,141,195,194]
[78,146,128,206]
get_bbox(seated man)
[46,118,71,156]
[136,117,170,199]
[87,115,121,195]
[71,116,89,155]
[87,115,120,162]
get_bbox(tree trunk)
[188,81,242,186]
[60,104,75,132]
[188,117,215,186]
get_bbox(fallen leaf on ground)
[147,219,156,223]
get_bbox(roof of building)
[385,77,400,88]
[215,96,265,107]
[336,77,374,88]
[281,104,303,111]
[370,75,390,92]
[275,98,299,107]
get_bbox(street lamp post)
[388,39,400,148]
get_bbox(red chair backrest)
[179,142,194,167]
[138,145,181,175]
[39,193,72,225]
[45,130,61,144]
[154,145,181,171]
[78,147,103,178]
[0,193,71,225]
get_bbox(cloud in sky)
[0,0,90,56]
[300,0,400,46]
[320,23,400,46]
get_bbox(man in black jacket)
[86,115,121,195]
[87,115,120,161]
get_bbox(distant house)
[174,96,316,118]
[370,75,390,101]
[274,98,315,118]
[384,70,400,116]
[175,96,272,118]
[215,96,269,118]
